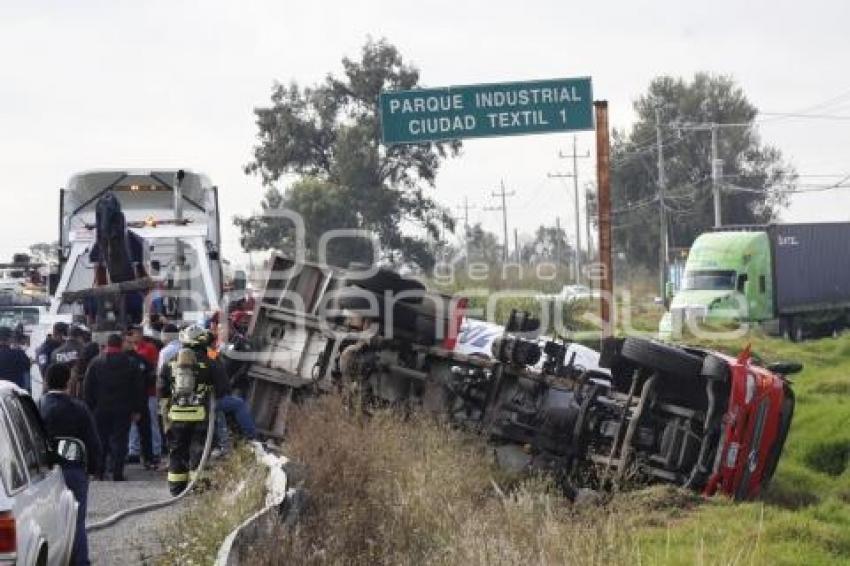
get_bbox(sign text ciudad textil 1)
[379,77,593,144]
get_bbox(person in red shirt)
[126,326,162,468]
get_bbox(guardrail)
[215,444,303,566]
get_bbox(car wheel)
[619,337,704,380]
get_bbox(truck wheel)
[350,269,426,302]
[791,319,804,342]
[619,337,704,380]
[781,317,804,342]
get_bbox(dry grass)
[155,444,268,565]
[253,396,702,566]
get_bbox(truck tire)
[701,354,730,382]
[780,317,805,342]
[619,337,704,380]
[350,269,426,302]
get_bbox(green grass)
[632,331,850,565]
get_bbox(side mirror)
[53,437,87,467]
[766,361,803,376]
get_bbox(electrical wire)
[759,112,850,121]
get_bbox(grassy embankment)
[264,332,850,565]
[155,444,268,565]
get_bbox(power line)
[759,112,850,121]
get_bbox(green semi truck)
[660,223,850,341]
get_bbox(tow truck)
[30,169,223,395]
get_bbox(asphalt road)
[87,464,182,565]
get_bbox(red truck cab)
[705,350,796,500]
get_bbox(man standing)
[84,333,144,481]
[39,363,101,566]
[36,321,68,379]
[51,325,86,397]
[125,327,159,468]
[158,325,229,495]
[157,323,181,373]
[0,326,30,389]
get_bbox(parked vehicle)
[236,254,798,500]
[537,283,600,304]
[0,382,83,565]
[660,223,850,340]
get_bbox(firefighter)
[158,325,228,496]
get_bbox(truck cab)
[45,169,223,334]
[660,231,773,338]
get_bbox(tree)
[234,179,372,267]
[611,73,796,268]
[466,223,502,265]
[239,38,461,270]
[520,224,573,264]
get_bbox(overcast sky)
[2,0,850,265]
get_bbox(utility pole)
[594,101,613,336]
[710,124,722,228]
[484,180,515,262]
[673,121,750,228]
[455,197,477,260]
[551,136,591,283]
[555,216,562,269]
[514,228,519,262]
[656,107,668,306]
[585,188,593,263]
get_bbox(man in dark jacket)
[0,326,30,389]
[124,329,158,468]
[39,363,101,566]
[36,321,68,379]
[84,333,144,480]
[51,325,87,397]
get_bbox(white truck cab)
[40,169,223,347]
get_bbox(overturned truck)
[237,255,798,501]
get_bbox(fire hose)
[85,395,217,533]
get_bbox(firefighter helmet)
[179,324,208,347]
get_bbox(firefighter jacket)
[157,349,229,423]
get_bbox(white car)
[454,318,610,377]
[558,284,599,301]
[0,382,79,566]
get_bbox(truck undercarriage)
[237,255,797,501]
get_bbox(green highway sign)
[379,77,593,145]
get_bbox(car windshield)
[682,270,737,291]
[0,307,40,327]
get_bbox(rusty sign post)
[594,101,613,337]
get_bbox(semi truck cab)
[660,231,773,338]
